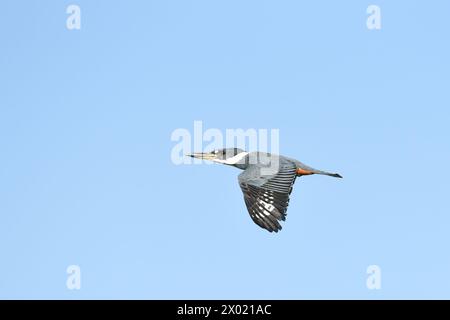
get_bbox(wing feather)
[238,160,298,232]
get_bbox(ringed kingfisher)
[188,148,342,233]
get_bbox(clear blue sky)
[1,0,449,299]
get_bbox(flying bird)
[188,148,342,233]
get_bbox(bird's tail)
[296,162,343,178]
[306,168,342,178]
[317,171,343,178]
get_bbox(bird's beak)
[186,152,218,161]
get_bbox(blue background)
[1,0,449,299]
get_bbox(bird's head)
[187,148,249,166]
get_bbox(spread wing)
[238,161,298,232]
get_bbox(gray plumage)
[188,148,342,233]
